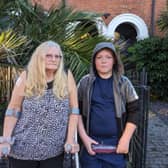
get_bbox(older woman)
[0,41,79,168]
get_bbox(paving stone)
[146,111,168,168]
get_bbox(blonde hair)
[25,41,68,99]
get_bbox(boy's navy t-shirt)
[85,75,126,166]
[89,75,118,145]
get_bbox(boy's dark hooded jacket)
[77,42,139,137]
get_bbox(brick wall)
[67,0,167,36]
[30,0,62,10]
[28,0,168,36]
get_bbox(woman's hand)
[64,142,80,154]
[71,143,80,154]
[0,143,11,158]
[83,135,98,155]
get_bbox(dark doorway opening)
[115,23,137,56]
[116,23,137,42]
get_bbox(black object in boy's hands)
[91,144,116,154]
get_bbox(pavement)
[145,110,168,168]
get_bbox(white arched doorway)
[97,13,149,40]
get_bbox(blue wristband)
[5,109,21,119]
[71,108,80,115]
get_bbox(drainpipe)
[150,0,155,36]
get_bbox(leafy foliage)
[0,0,16,30]
[0,30,26,62]
[1,0,106,81]
[127,37,168,100]
[0,0,28,66]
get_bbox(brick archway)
[96,13,149,41]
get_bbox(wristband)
[5,109,21,119]
[70,108,80,115]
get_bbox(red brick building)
[31,0,167,41]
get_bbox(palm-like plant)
[0,0,15,30]
[0,30,26,62]
[0,30,27,102]
[4,0,106,81]
[0,0,28,65]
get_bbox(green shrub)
[127,36,168,100]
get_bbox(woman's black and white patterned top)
[9,82,69,160]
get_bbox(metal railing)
[126,68,150,168]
